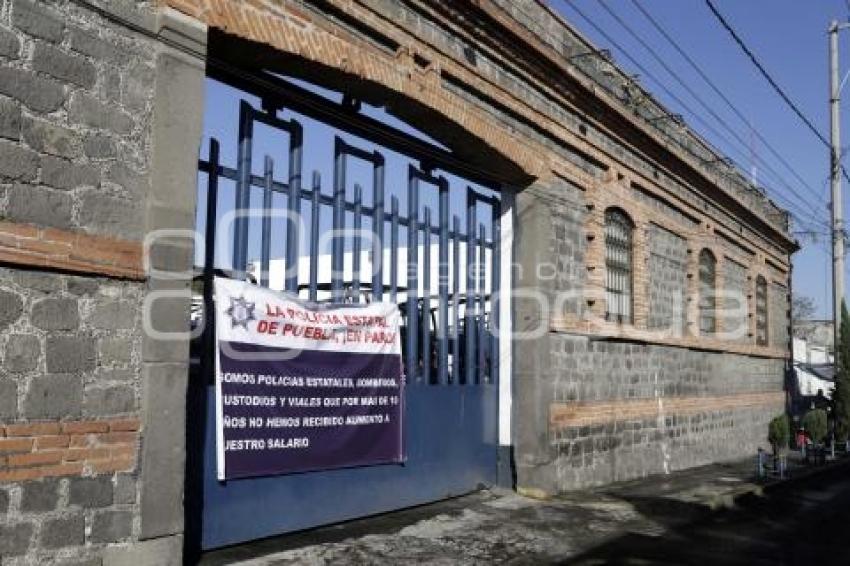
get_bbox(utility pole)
[830,20,845,356]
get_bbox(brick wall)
[0,0,159,562]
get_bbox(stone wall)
[0,268,143,562]
[544,336,784,489]
[0,1,203,564]
[771,281,789,349]
[0,0,153,241]
[514,177,789,495]
[723,258,749,344]
[646,223,687,332]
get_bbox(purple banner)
[214,278,405,480]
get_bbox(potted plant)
[802,409,828,465]
[767,414,790,474]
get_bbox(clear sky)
[553,0,850,320]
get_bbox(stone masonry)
[158,0,794,499]
[0,0,797,560]
[0,0,204,564]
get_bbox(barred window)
[755,275,768,346]
[698,249,716,335]
[605,208,633,323]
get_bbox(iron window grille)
[604,208,633,323]
[755,275,768,346]
[698,249,717,335]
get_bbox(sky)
[196,1,850,319]
[197,79,497,294]
[552,0,850,320]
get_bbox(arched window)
[755,275,768,346]
[604,208,633,323]
[698,249,717,335]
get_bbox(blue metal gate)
[188,77,501,551]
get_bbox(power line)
[524,1,830,231]
[561,0,830,231]
[704,0,829,148]
[631,0,835,201]
[594,0,826,221]
[82,0,830,242]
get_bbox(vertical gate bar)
[260,155,274,288]
[202,139,220,380]
[437,179,449,385]
[390,196,399,303]
[372,154,385,301]
[478,223,487,384]
[352,184,362,302]
[452,215,460,383]
[406,168,419,383]
[490,200,501,386]
[465,189,476,385]
[309,172,321,303]
[332,137,346,302]
[421,207,432,384]
[233,101,254,279]
[285,122,303,293]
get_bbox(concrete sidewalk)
[200,452,849,565]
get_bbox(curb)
[716,455,850,512]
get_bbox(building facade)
[0,0,794,563]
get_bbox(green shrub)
[802,409,828,445]
[767,414,790,454]
[833,301,850,441]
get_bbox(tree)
[832,301,850,443]
[768,414,790,455]
[802,409,828,445]
[792,294,817,325]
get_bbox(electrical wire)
[631,0,836,200]
[704,0,845,180]
[509,0,829,236]
[594,0,826,226]
[75,0,829,239]
[562,0,830,232]
[705,0,828,147]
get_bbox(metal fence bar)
[309,171,321,303]
[437,179,449,385]
[285,122,303,293]
[260,155,274,288]
[372,155,385,301]
[490,202,501,386]
[332,137,346,302]
[390,196,399,303]
[452,214,460,383]
[233,100,254,279]
[465,189,477,385]
[407,167,419,383]
[202,139,220,372]
[422,207,432,384]
[477,223,487,383]
[352,184,362,302]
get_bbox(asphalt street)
[565,462,850,565]
[201,458,850,565]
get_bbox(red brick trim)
[0,418,140,482]
[550,391,785,430]
[0,221,144,281]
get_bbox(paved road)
[565,463,850,565]
[201,459,850,566]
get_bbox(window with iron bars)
[755,275,768,346]
[604,208,633,323]
[698,249,717,335]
